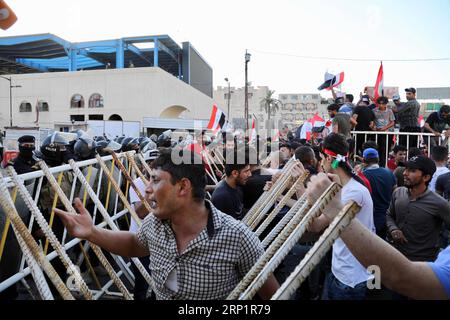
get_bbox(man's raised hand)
[54,198,95,240]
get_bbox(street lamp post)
[0,75,22,127]
[224,77,231,119]
[244,50,251,134]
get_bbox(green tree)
[260,90,282,120]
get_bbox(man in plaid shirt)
[56,148,279,300]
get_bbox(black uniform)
[6,135,38,174]
[7,154,37,174]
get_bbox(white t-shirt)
[332,178,376,288]
[129,177,146,234]
[430,166,450,193]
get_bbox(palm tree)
[260,90,282,120]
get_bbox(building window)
[71,94,85,108]
[70,115,85,122]
[37,100,49,112]
[280,95,287,100]
[89,114,104,120]
[89,93,104,108]
[19,101,32,112]
[291,95,298,100]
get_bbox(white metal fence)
[350,130,450,164]
[0,152,149,300]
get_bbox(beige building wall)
[278,93,329,129]
[0,67,213,131]
[213,85,280,130]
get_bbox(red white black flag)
[318,71,345,91]
[374,61,384,101]
[207,104,226,132]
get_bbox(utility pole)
[244,50,251,133]
[225,77,231,119]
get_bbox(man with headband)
[308,133,375,300]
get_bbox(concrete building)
[0,67,213,133]
[417,87,450,118]
[0,33,214,136]
[214,85,280,130]
[278,93,329,129]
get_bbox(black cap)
[405,155,436,176]
[18,135,35,144]
[405,87,416,94]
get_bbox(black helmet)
[40,132,70,166]
[70,129,89,140]
[107,140,122,152]
[95,140,109,155]
[121,137,140,152]
[138,136,146,144]
[139,137,151,151]
[149,134,158,143]
[157,131,172,148]
[142,148,160,161]
[94,136,106,143]
[74,137,96,160]
[141,140,157,153]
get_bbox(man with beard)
[7,135,38,174]
[211,148,252,220]
[386,155,450,262]
[397,88,421,148]
[55,148,279,300]
[1,135,38,299]
[304,173,450,299]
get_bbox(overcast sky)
[4,0,450,100]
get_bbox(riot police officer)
[7,135,38,174]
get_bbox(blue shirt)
[363,165,397,232]
[429,246,450,298]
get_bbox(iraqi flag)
[374,62,384,101]
[318,71,345,91]
[0,1,17,30]
[207,105,226,133]
[300,114,325,140]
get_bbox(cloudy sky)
[4,0,450,100]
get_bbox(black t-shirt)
[436,172,450,200]
[425,112,450,133]
[242,169,272,210]
[211,180,244,220]
[353,105,375,131]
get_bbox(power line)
[249,49,450,62]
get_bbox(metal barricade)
[350,130,449,164]
[0,152,149,299]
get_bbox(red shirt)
[387,158,397,172]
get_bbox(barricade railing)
[350,130,449,164]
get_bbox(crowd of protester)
[1,87,450,301]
